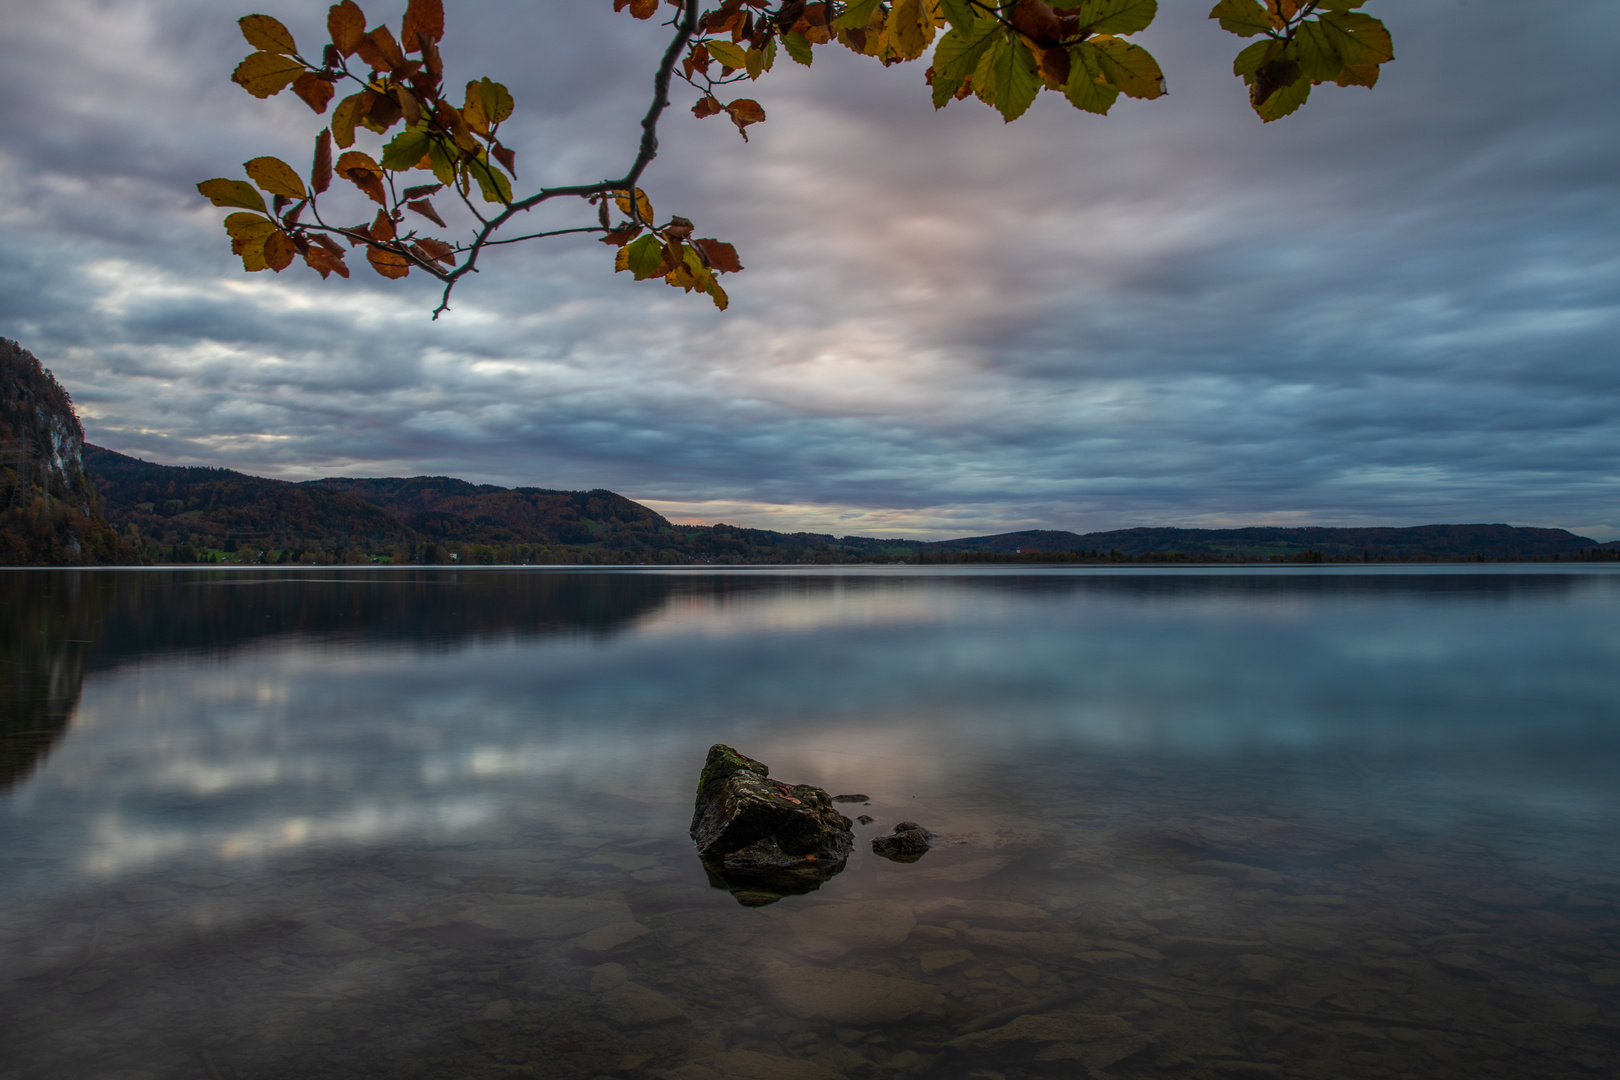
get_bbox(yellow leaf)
[887,0,936,61]
[197,178,267,213]
[332,93,362,148]
[239,14,297,55]
[238,235,270,272]
[243,156,307,199]
[263,231,297,272]
[223,213,277,241]
[614,188,655,224]
[232,52,304,98]
[705,40,749,70]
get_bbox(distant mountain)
[0,339,122,565]
[927,524,1602,560]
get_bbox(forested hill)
[69,445,1610,566]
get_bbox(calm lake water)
[2,566,1618,1080]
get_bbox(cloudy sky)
[1,1,1616,540]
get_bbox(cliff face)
[0,339,122,565]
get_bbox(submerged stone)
[760,964,944,1024]
[690,744,853,906]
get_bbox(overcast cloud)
[1,0,1616,539]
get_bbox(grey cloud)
[0,1,1616,540]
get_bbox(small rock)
[919,949,973,973]
[1236,954,1286,986]
[761,965,943,1024]
[282,922,372,956]
[856,815,874,825]
[872,822,933,863]
[576,921,652,953]
[831,794,870,804]
[598,982,687,1026]
[1005,964,1042,986]
[118,884,180,903]
[776,899,915,961]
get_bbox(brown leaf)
[724,98,766,139]
[304,245,351,279]
[239,14,298,54]
[366,244,411,279]
[412,237,456,266]
[692,94,724,119]
[313,129,333,194]
[335,150,386,204]
[401,0,444,51]
[312,233,347,257]
[369,209,396,242]
[599,225,643,247]
[1037,44,1070,88]
[1010,0,1065,48]
[614,0,659,17]
[328,1,367,56]
[491,144,516,175]
[244,156,307,198]
[394,85,421,126]
[362,87,403,131]
[665,216,694,240]
[263,230,297,272]
[401,182,442,199]
[368,24,407,71]
[691,238,742,274]
[405,198,446,227]
[293,72,336,113]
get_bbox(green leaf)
[428,139,457,187]
[1077,0,1158,36]
[1292,20,1345,82]
[1208,0,1272,38]
[762,34,778,73]
[468,152,511,203]
[625,235,664,280]
[1233,39,1276,79]
[197,178,268,213]
[1090,36,1166,99]
[783,30,813,66]
[1316,11,1394,65]
[931,27,997,107]
[989,37,1040,122]
[1064,47,1122,114]
[381,126,432,171]
[835,0,885,30]
[938,0,982,32]
[1256,66,1311,120]
[478,78,515,124]
[705,39,748,70]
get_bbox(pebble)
[760,964,943,1024]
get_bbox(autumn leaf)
[198,178,268,213]
[1078,0,1159,36]
[400,0,444,52]
[291,72,335,114]
[1089,36,1166,99]
[312,129,333,194]
[331,93,363,148]
[705,39,748,70]
[691,238,742,274]
[692,94,724,119]
[263,230,297,272]
[232,52,304,98]
[837,0,885,30]
[304,245,350,279]
[406,198,447,227]
[239,14,297,54]
[988,37,1041,121]
[327,1,366,55]
[600,225,642,247]
[366,244,411,279]
[244,156,307,198]
[724,98,766,139]
[614,188,655,224]
[335,150,386,204]
[238,234,270,272]
[412,237,456,266]
[479,78,514,124]
[223,212,278,242]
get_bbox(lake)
[2,566,1618,1080]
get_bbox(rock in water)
[690,745,853,905]
[872,822,933,863]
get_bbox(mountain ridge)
[74,445,1608,565]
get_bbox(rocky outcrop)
[0,339,122,565]
[690,745,853,906]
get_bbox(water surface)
[2,566,1618,1079]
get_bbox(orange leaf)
[311,233,347,257]
[304,245,350,279]
[369,209,396,242]
[328,1,367,56]
[313,129,333,194]
[335,150,386,204]
[401,0,444,52]
[692,238,742,273]
[724,98,766,139]
[292,72,336,114]
[366,244,411,279]
[692,94,724,119]
[239,14,298,54]
[412,237,456,266]
[263,230,297,272]
[599,225,643,247]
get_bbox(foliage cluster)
[200,0,1393,315]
